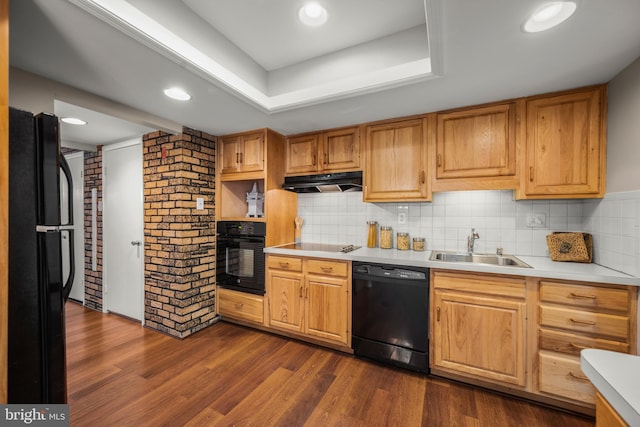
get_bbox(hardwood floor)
[65,302,594,427]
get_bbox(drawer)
[432,271,526,300]
[267,255,302,272]
[218,288,264,324]
[306,259,348,277]
[538,351,595,405]
[540,281,631,313]
[539,304,629,340]
[539,328,630,356]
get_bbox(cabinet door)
[304,275,349,345]
[239,132,265,172]
[436,103,517,179]
[321,127,360,172]
[364,118,429,201]
[285,133,319,175]
[524,87,605,198]
[433,290,526,386]
[267,270,304,333]
[219,136,241,174]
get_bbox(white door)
[61,152,85,303]
[103,139,144,321]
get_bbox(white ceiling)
[9,0,640,141]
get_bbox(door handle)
[131,240,142,246]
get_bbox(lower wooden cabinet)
[266,255,351,347]
[536,280,637,408]
[596,392,629,427]
[431,271,527,387]
[217,288,264,324]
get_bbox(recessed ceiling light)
[60,117,87,126]
[523,1,577,33]
[163,87,191,101]
[298,2,328,27]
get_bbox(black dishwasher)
[352,262,429,373]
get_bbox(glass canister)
[413,237,425,251]
[380,226,393,249]
[397,232,410,250]
[367,221,378,248]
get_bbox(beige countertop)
[264,245,640,286]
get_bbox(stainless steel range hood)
[282,171,363,193]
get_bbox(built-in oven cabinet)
[265,255,351,348]
[215,128,297,247]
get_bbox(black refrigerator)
[8,107,75,403]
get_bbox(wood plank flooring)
[65,302,594,427]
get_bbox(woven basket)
[546,232,593,263]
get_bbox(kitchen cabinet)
[266,255,350,347]
[431,271,527,387]
[217,288,264,325]
[285,126,360,175]
[518,85,606,199]
[364,117,430,201]
[596,392,629,427]
[215,128,297,246]
[432,101,521,191]
[219,131,264,175]
[536,280,637,408]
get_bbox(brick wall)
[83,148,103,310]
[142,127,216,338]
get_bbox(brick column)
[83,148,103,310]
[142,127,216,338]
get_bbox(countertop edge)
[581,349,640,426]
[264,247,640,287]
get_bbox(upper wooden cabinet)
[219,131,265,175]
[517,86,606,199]
[364,117,430,202]
[285,126,360,175]
[432,101,521,191]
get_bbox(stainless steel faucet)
[467,228,480,253]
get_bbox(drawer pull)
[234,303,244,309]
[570,318,596,326]
[569,342,589,350]
[569,292,597,300]
[320,266,333,272]
[279,262,290,268]
[568,372,590,382]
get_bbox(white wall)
[606,56,640,193]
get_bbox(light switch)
[196,197,204,210]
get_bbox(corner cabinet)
[517,85,606,199]
[431,101,521,191]
[430,271,527,388]
[266,255,351,348]
[285,126,360,175]
[363,117,431,202]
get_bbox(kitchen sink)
[429,251,532,268]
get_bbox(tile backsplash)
[296,189,640,277]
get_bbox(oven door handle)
[217,236,265,244]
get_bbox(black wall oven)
[216,221,266,295]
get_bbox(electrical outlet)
[398,205,408,224]
[527,212,546,228]
[196,197,204,210]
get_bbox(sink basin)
[429,251,532,268]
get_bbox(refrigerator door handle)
[59,155,75,302]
